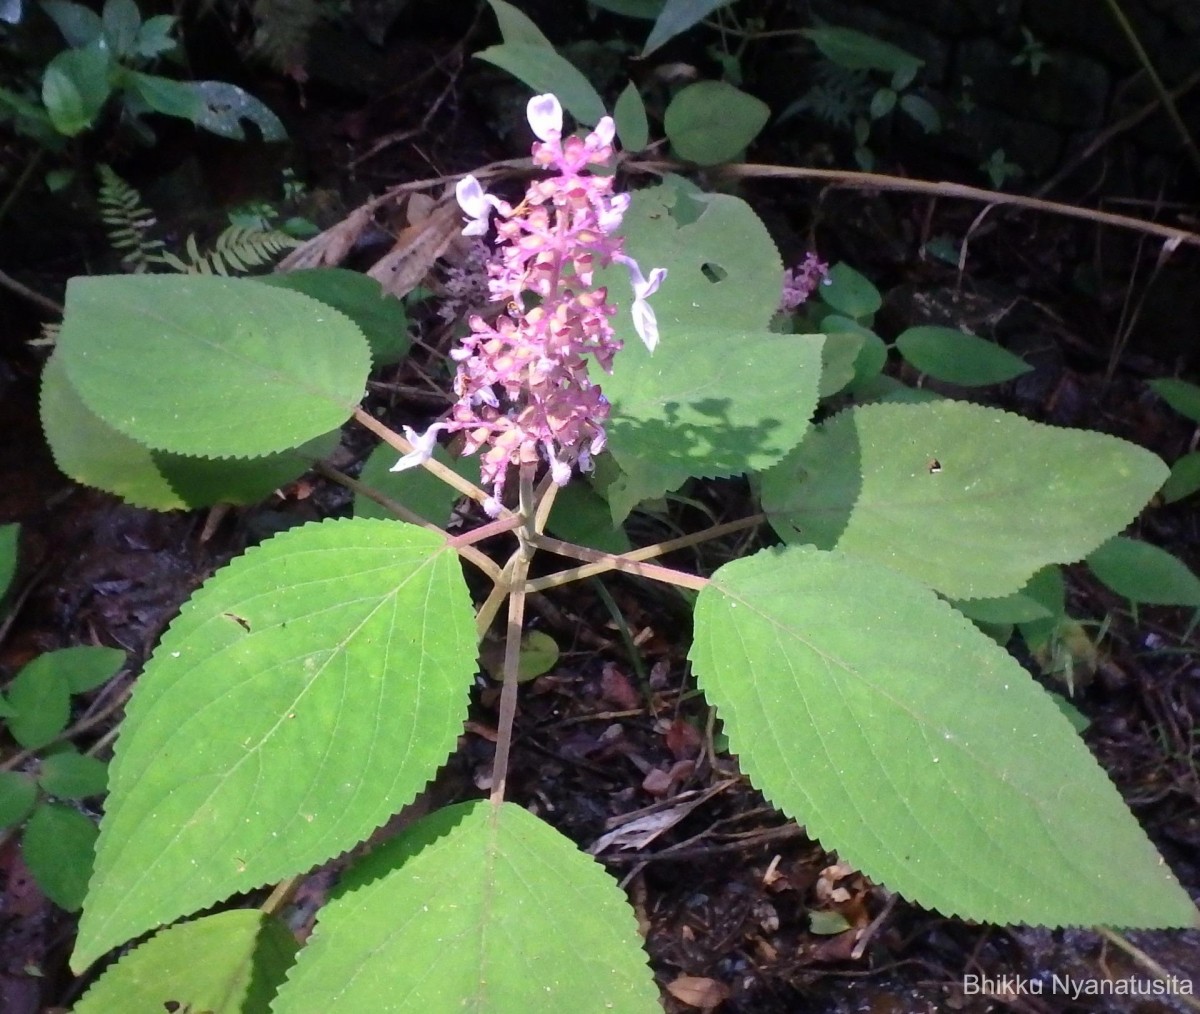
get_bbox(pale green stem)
[527,532,710,591]
[522,515,763,593]
[488,464,537,805]
[351,406,514,517]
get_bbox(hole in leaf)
[701,263,727,283]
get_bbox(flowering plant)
[394,94,664,515]
[37,86,1196,1012]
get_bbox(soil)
[1,3,1198,1012]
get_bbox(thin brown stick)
[0,268,62,316]
[685,162,1200,248]
[1097,928,1200,1012]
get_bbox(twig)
[1102,0,1200,179]
[527,532,710,592]
[0,268,63,316]
[688,162,1200,248]
[1097,927,1200,1012]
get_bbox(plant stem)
[1102,0,1200,180]
[488,464,537,805]
[351,406,512,516]
[314,461,500,581]
[1097,928,1200,1012]
[527,532,710,591]
[677,162,1200,248]
[523,514,763,593]
[0,268,63,316]
[475,549,520,641]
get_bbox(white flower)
[616,255,667,352]
[527,93,563,141]
[455,175,498,236]
[390,423,447,472]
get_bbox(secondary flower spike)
[393,93,667,515]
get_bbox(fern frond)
[97,165,165,273]
[156,225,301,275]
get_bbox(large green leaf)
[74,910,298,1014]
[57,275,370,460]
[598,185,818,502]
[690,547,1197,927]
[43,353,338,509]
[271,801,658,1012]
[761,401,1168,599]
[73,518,477,970]
[641,0,733,57]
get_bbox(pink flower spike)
[527,94,563,141]
[456,175,495,236]
[390,423,447,472]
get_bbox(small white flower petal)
[527,93,563,141]
[550,456,572,486]
[390,423,446,472]
[456,175,486,217]
[592,116,616,147]
[632,299,659,352]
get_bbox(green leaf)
[101,0,141,58]
[0,772,38,829]
[74,910,298,1014]
[1162,451,1200,503]
[124,71,202,119]
[690,546,1197,927]
[57,644,126,693]
[613,79,649,152]
[1149,377,1200,424]
[1016,565,1066,652]
[817,331,864,398]
[948,588,1052,625]
[818,263,881,320]
[642,0,733,57]
[57,275,371,460]
[486,0,553,46]
[663,80,769,165]
[133,14,177,58]
[24,802,97,910]
[73,518,477,971]
[476,44,607,127]
[188,81,287,141]
[803,26,923,76]
[895,326,1031,386]
[1087,536,1200,606]
[252,269,411,366]
[271,801,658,1012]
[42,354,335,509]
[547,479,632,555]
[42,0,103,47]
[6,653,72,749]
[761,401,1168,599]
[38,750,109,799]
[42,44,112,136]
[0,522,17,596]
[899,93,940,133]
[869,87,896,119]
[597,186,817,496]
[483,630,560,682]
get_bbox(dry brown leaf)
[367,198,463,299]
[666,974,730,1010]
[277,206,373,271]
